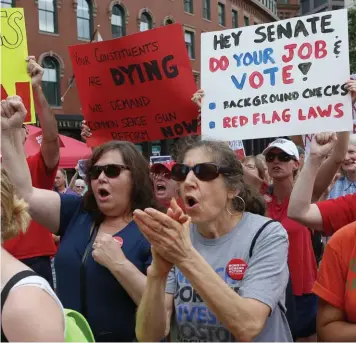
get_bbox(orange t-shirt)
[312,222,356,323]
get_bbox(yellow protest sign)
[1,8,35,123]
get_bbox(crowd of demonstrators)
[135,140,292,342]
[2,57,60,288]
[1,64,356,343]
[54,169,78,195]
[1,166,65,342]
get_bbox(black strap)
[80,223,99,318]
[249,220,277,258]
[1,270,38,342]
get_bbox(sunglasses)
[171,163,237,182]
[150,164,171,178]
[89,164,130,180]
[265,152,295,163]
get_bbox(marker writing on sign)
[110,55,179,86]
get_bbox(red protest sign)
[69,24,199,147]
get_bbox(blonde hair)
[1,168,31,242]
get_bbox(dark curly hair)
[83,141,158,223]
[176,140,266,216]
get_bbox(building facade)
[2,0,278,157]
[300,0,346,15]
[277,0,300,19]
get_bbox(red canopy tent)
[25,125,92,169]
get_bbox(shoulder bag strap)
[249,220,277,258]
[80,222,99,318]
[1,270,38,342]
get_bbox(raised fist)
[27,56,44,88]
[1,96,27,132]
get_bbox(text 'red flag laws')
[69,23,199,147]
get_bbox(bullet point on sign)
[209,121,215,129]
[209,102,216,110]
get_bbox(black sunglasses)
[89,164,130,180]
[265,152,295,163]
[150,164,171,179]
[171,163,237,182]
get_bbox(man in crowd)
[2,56,60,287]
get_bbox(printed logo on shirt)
[226,259,248,281]
[173,268,239,342]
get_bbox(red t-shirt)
[313,222,356,322]
[262,184,317,296]
[317,194,356,236]
[3,152,58,259]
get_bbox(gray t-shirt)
[165,212,293,342]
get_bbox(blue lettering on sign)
[232,48,275,67]
[231,74,247,90]
[263,66,279,86]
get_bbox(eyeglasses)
[89,164,130,180]
[265,152,295,163]
[171,163,237,182]
[150,164,171,179]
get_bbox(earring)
[226,196,245,216]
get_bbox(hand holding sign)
[345,79,356,104]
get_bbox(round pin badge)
[114,236,123,247]
[226,258,248,280]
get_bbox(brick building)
[277,0,300,19]
[2,0,279,156]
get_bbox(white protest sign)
[201,9,352,141]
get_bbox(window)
[165,18,174,25]
[1,0,13,7]
[184,0,193,14]
[244,16,249,26]
[77,0,92,40]
[232,9,238,28]
[140,12,152,32]
[203,0,211,20]
[42,57,60,106]
[38,0,57,33]
[111,5,125,38]
[218,3,225,26]
[184,31,195,59]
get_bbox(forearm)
[289,154,323,219]
[69,171,79,189]
[318,321,356,341]
[178,249,263,342]
[136,272,168,342]
[1,129,33,201]
[108,260,147,306]
[312,131,349,200]
[34,86,60,169]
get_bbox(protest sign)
[0,8,35,123]
[201,9,352,141]
[69,23,199,147]
[228,140,246,160]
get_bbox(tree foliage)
[349,5,356,73]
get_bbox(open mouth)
[185,196,198,208]
[156,184,166,192]
[272,167,281,171]
[98,188,110,199]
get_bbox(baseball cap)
[262,138,299,161]
[150,161,176,174]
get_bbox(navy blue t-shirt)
[55,194,152,342]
